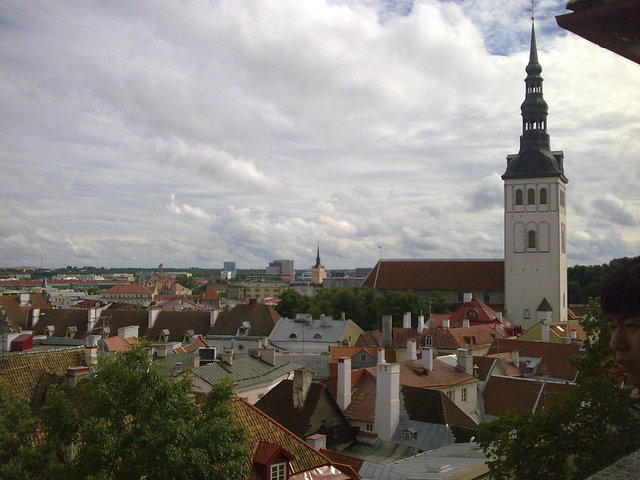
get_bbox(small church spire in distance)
[315,245,321,268]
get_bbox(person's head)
[602,257,640,387]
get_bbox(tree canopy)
[0,345,249,480]
[275,287,452,331]
[477,301,640,479]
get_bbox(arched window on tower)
[528,230,536,249]
[540,188,548,204]
[515,189,523,205]
[527,188,536,205]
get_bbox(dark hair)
[601,257,640,317]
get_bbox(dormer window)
[45,325,55,338]
[66,326,77,338]
[313,333,322,339]
[467,310,478,320]
[403,429,417,440]
[183,329,194,343]
[159,329,170,342]
[289,333,297,339]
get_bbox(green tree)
[0,345,250,480]
[477,301,640,479]
[276,289,312,318]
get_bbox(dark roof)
[146,311,210,342]
[89,310,149,338]
[556,0,640,65]
[103,283,154,295]
[486,338,581,381]
[255,380,355,448]
[210,302,280,337]
[31,309,89,338]
[362,259,504,291]
[483,376,572,417]
[0,293,51,331]
[401,386,478,441]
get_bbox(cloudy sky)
[1,0,639,269]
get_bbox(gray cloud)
[0,0,638,269]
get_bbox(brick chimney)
[463,292,473,303]
[65,366,91,389]
[375,363,400,441]
[337,357,351,411]
[293,368,312,408]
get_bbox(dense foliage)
[275,287,451,331]
[568,256,638,304]
[477,300,640,480]
[0,345,249,480]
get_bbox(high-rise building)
[266,259,294,278]
[222,261,236,279]
[502,18,568,330]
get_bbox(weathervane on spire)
[527,0,536,21]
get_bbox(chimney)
[442,318,450,329]
[257,347,277,366]
[155,344,168,358]
[192,353,200,368]
[87,307,102,332]
[403,312,411,329]
[306,434,327,451]
[541,322,550,342]
[31,308,41,328]
[220,348,234,365]
[512,349,520,367]
[381,315,392,347]
[19,293,30,307]
[375,363,400,441]
[85,344,98,366]
[293,368,312,408]
[65,366,91,390]
[210,309,220,328]
[118,325,139,339]
[462,318,470,328]
[148,307,161,328]
[570,329,578,340]
[337,357,352,410]
[377,347,386,364]
[463,292,473,303]
[421,347,433,371]
[320,315,332,327]
[417,315,425,334]
[406,339,417,361]
[496,312,503,322]
[341,312,346,321]
[456,348,473,375]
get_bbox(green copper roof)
[503,21,567,182]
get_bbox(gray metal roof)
[391,418,454,452]
[269,317,352,344]
[192,356,299,390]
[386,443,486,480]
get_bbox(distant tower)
[502,17,568,330]
[310,245,326,285]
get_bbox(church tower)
[310,245,326,285]
[502,18,568,330]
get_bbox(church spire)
[502,14,567,182]
[314,245,321,268]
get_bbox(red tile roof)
[362,259,504,291]
[486,338,581,381]
[103,283,154,295]
[483,376,573,417]
[448,298,501,324]
[203,287,221,300]
[423,324,509,350]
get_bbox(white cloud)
[0,0,638,268]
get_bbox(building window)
[446,390,453,400]
[461,387,467,403]
[527,188,536,205]
[524,309,531,319]
[360,354,367,361]
[289,333,297,339]
[366,423,374,432]
[561,223,566,253]
[313,333,322,339]
[270,462,286,480]
[528,230,536,249]
[539,188,548,204]
[515,189,523,205]
[467,310,478,320]
[560,189,565,207]
[426,335,433,346]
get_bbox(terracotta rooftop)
[103,283,154,295]
[423,324,510,351]
[231,398,350,479]
[362,259,504,291]
[483,375,573,417]
[486,338,581,381]
[0,346,86,400]
[203,286,221,300]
